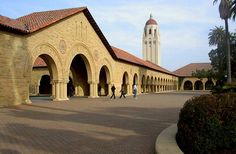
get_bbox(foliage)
[212,82,236,93]
[208,26,236,81]
[177,94,236,154]
[192,69,215,80]
[231,0,236,20]
[213,0,235,19]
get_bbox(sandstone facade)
[0,8,178,106]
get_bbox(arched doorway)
[133,73,138,94]
[31,55,58,100]
[154,77,157,92]
[67,76,75,97]
[150,77,154,92]
[205,80,214,90]
[122,72,129,94]
[39,75,51,95]
[141,75,145,93]
[133,73,138,86]
[184,81,193,90]
[194,80,203,90]
[98,66,110,96]
[70,54,90,97]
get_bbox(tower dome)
[145,14,157,25]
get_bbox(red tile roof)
[17,7,86,33]
[0,7,86,33]
[112,46,176,76]
[1,7,175,76]
[0,15,26,33]
[173,63,212,77]
[146,19,157,25]
[33,57,47,67]
[0,7,117,59]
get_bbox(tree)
[231,0,236,20]
[208,26,236,82]
[208,26,225,46]
[213,0,232,83]
[192,69,215,80]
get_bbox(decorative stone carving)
[59,40,66,54]
[94,50,99,61]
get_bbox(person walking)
[133,84,137,99]
[119,85,126,98]
[110,84,116,99]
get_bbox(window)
[149,29,151,34]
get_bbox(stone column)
[203,81,206,90]
[61,80,69,100]
[52,80,69,101]
[142,84,145,93]
[89,81,98,98]
[36,84,40,95]
[108,83,112,96]
[51,81,56,100]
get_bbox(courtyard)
[0,92,207,154]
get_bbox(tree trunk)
[225,19,232,84]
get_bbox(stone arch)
[122,72,129,94]
[31,44,62,80]
[133,73,138,85]
[31,51,61,100]
[154,77,157,92]
[98,65,111,96]
[184,81,193,90]
[141,75,146,93]
[205,80,214,90]
[194,80,203,90]
[98,58,113,84]
[69,54,91,96]
[66,43,95,83]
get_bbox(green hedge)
[176,94,236,154]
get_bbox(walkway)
[0,92,206,154]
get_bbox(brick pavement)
[0,92,206,154]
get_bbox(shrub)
[211,83,236,94]
[176,94,236,154]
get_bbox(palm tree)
[208,26,225,46]
[213,0,232,83]
[232,0,236,20]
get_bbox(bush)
[176,94,236,154]
[211,83,236,94]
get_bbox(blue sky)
[1,0,235,71]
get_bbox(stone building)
[142,14,160,66]
[174,63,216,90]
[0,7,178,106]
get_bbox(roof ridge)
[17,7,87,19]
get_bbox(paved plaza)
[0,92,207,154]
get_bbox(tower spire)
[150,13,153,19]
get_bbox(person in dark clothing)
[110,84,116,99]
[69,85,75,97]
[119,85,126,98]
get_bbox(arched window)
[149,29,151,34]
